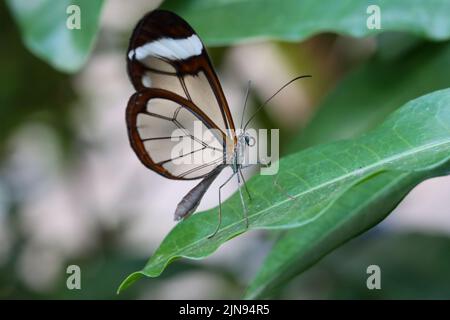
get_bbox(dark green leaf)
[163,0,450,46]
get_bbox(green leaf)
[288,41,450,152]
[6,0,104,73]
[118,89,450,293]
[244,159,450,298]
[163,0,450,46]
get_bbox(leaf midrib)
[254,138,450,228]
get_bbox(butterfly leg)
[236,172,249,229]
[208,172,236,239]
[238,168,252,201]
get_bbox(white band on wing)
[129,34,203,61]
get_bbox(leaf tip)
[117,271,144,294]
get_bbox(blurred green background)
[1,0,449,299]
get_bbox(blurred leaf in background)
[163,0,450,45]
[6,0,104,73]
[0,1,77,159]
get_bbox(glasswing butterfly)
[126,10,310,237]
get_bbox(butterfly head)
[237,131,255,148]
[243,133,255,147]
[232,131,256,167]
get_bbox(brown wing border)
[126,88,228,180]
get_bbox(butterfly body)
[174,164,226,221]
[174,131,253,221]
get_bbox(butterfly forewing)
[126,10,236,180]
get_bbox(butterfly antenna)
[239,80,252,129]
[243,75,312,130]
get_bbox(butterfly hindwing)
[126,88,228,180]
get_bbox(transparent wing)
[126,89,226,180]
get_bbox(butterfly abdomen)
[174,165,225,220]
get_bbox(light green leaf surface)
[118,89,450,293]
[163,0,450,46]
[6,0,104,73]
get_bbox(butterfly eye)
[245,136,256,147]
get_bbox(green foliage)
[289,40,450,151]
[118,89,450,293]
[164,0,450,45]
[6,0,104,73]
